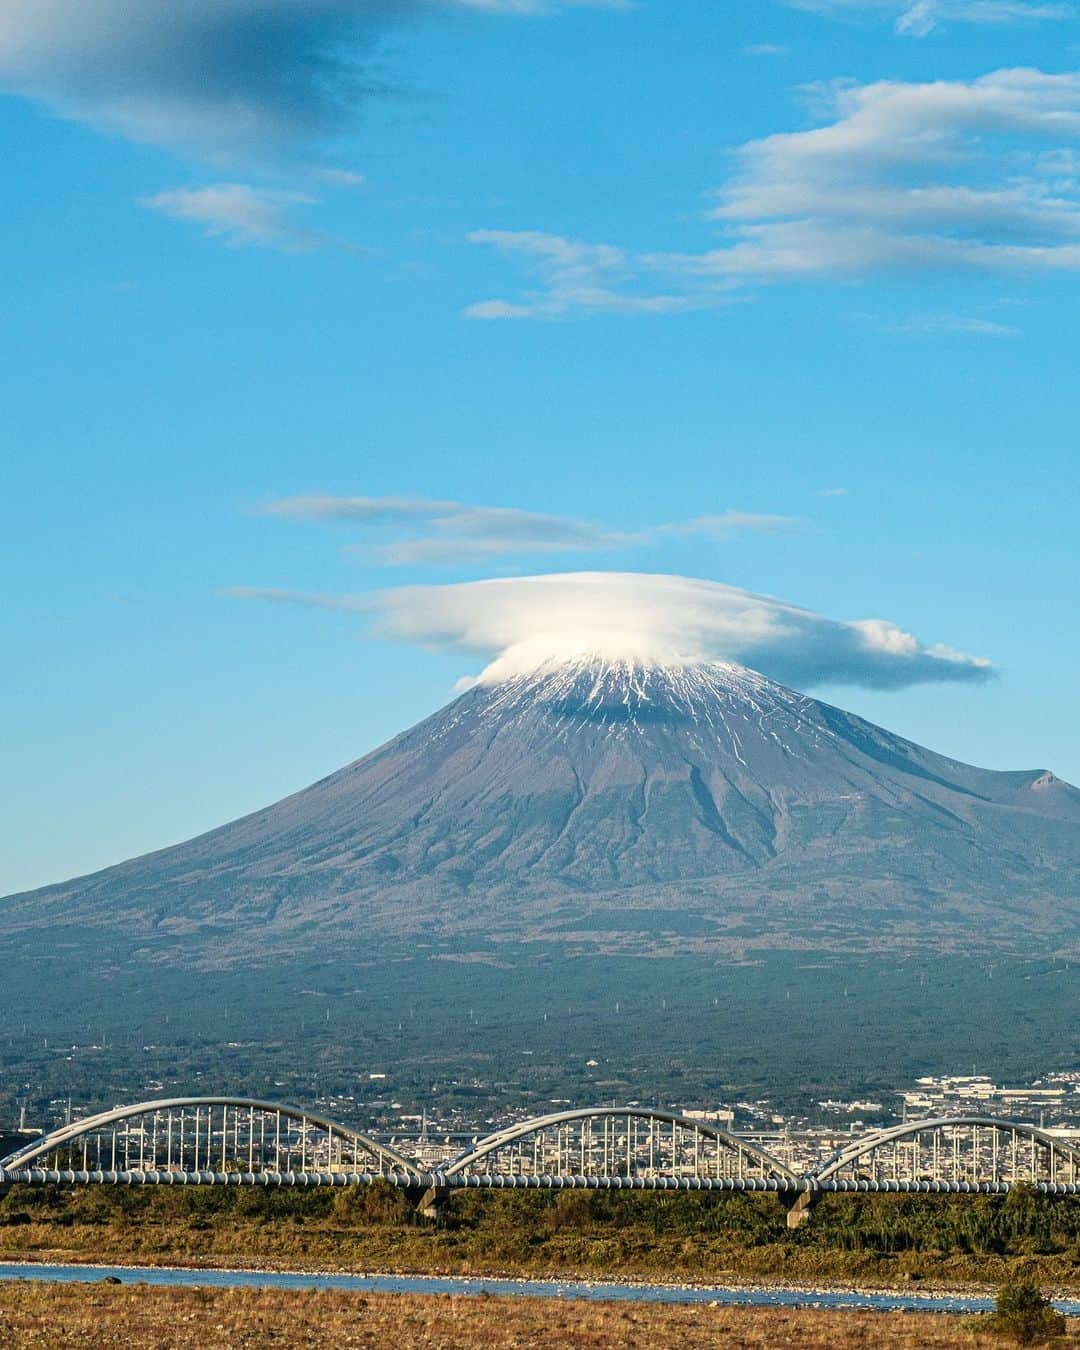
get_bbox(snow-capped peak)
[459,648,824,747]
[468,636,695,689]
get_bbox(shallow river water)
[2,1263,1080,1316]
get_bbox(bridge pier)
[413,1184,448,1222]
[781,1189,820,1229]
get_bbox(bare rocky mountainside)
[4,658,1079,959]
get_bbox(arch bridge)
[813,1115,1080,1190]
[0,1097,418,1181]
[3,1101,1079,1218]
[442,1107,799,1185]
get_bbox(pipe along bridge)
[3,1098,1079,1227]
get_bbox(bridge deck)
[3,1167,1079,1196]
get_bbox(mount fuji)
[4,656,1078,960]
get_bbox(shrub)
[982,1277,1066,1345]
[331,1178,411,1226]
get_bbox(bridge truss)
[2,1101,1079,1204]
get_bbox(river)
[2,1263,1079,1315]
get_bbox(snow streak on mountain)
[4,657,1078,958]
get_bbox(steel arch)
[812,1115,1080,1182]
[0,1097,419,1176]
[444,1107,799,1181]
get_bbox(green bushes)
[331,1180,413,1226]
[977,1278,1067,1345]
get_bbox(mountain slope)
[4,659,1079,956]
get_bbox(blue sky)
[3,0,1079,893]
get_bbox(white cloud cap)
[233,571,994,691]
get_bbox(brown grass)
[1,1283,1076,1349]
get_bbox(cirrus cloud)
[229,571,995,691]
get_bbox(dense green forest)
[2,948,1077,1132]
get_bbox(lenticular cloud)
[235,571,994,691]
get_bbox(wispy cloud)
[312,167,366,188]
[463,232,712,320]
[467,68,1080,315]
[890,312,1021,335]
[229,571,995,691]
[263,494,799,564]
[791,0,1074,36]
[658,512,799,539]
[140,184,333,251]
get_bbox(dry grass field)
[1,1283,1074,1349]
